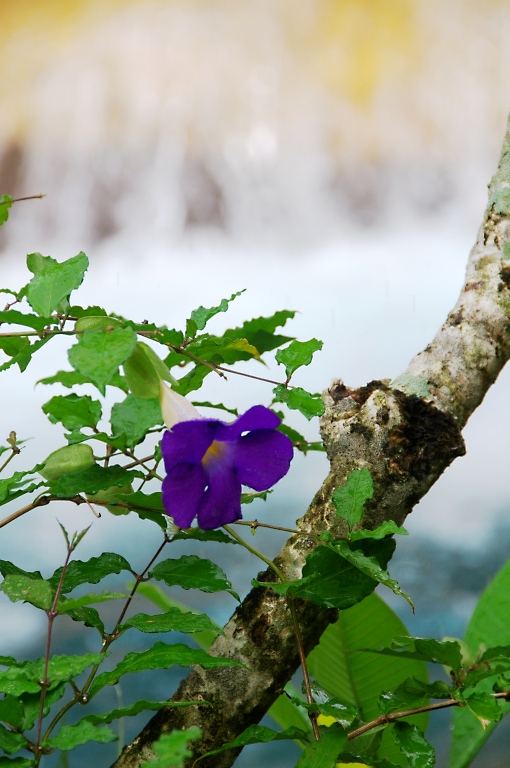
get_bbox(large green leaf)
[295,725,347,768]
[49,552,132,593]
[48,465,141,497]
[275,338,323,380]
[273,385,325,420]
[110,394,162,448]
[26,252,88,316]
[45,721,116,751]
[42,394,102,431]
[88,643,242,697]
[0,575,53,610]
[449,558,510,768]
[68,327,137,394]
[150,555,239,600]
[120,609,221,636]
[332,469,374,530]
[306,593,429,766]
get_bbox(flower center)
[202,440,227,467]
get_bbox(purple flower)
[160,405,293,530]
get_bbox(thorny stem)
[222,524,320,740]
[346,691,510,741]
[34,541,74,761]
[42,536,171,742]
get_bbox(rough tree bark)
[112,116,510,768]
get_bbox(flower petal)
[215,405,280,441]
[233,429,293,491]
[162,461,207,528]
[159,381,202,429]
[197,463,242,529]
[161,420,219,469]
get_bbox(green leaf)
[151,555,239,600]
[378,678,452,715]
[450,558,510,768]
[142,728,202,768]
[26,252,88,316]
[365,637,462,674]
[192,400,238,416]
[0,669,41,696]
[0,194,13,226]
[115,491,166,528]
[0,468,44,507]
[57,591,127,612]
[48,464,141,497]
[200,725,311,762]
[349,521,408,541]
[45,721,116,751]
[89,643,242,697]
[332,469,374,529]
[257,540,395,609]
[0,725,26,755]
[0,758,33,767]
[59,603,105,636]
[123,342,166,399]
[304,593,429,766]
[0,336,30,358]
[0,336,52,374]
[121,608,221,636]
[185,291,245,338]
[172,528,238,544]
[173,364,212,396]
[78,700,193,728]
[0,575,53,610]
[68,327,137,394]
[110,394,162,448]
[328,540,413,609]
[0,562,43,582]
[276,422,325,454]
[38,369,129,391]
[273,385,325,420]
[39,653,105,686]
[0,697,24,729]
[295,724,347,767]
[393,723,435,768]
[227,310,296,354]
[42,394,102,431]
[19,684,66,730]
[464,692,503,723]
[133,584,221,651]
[49,552,132,593]
[0,309,48,331]
[275,338,323,380]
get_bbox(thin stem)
[233,520,302,534]
[34,543,73,760]
[0,495,51,529]
[1,193,46,204]
[222,524,319,740]
[0,449,17,474]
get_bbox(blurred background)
[2,1,510,765]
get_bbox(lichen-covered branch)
[112,116,510,768]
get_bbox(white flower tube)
[159,380,202,430]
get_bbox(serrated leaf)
[201,724,312,762]
[0,724,26,755]
[150,555,239,599]
[45,721,116,751]
[226,310,296,354]
[295,724,347,767]
[185,291,245,337]
[143,728,202,768]
[42,394,102,431]
[256,540,395,610]
[88,642,242,697]
[329,540,413,609]
[68,327,137,394]
[49,552,132,593]
[110,394,162,448]
[121,608,221,635]
[332,469,374,529]
[26,252,88,316]
[0,469,44,506]
[393,723,435,768]
[273,385,325,420]
[275,338,323,380]
[48,465,141,497]
[0,336,52,374]
[0,575,53,610]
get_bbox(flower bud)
[40,444,95,481]
[159,381,201,429]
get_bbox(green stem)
[222,524,285,581]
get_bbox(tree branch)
[111,116,510,768]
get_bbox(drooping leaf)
[185,291,245,338]
[26,252,89,316]
[48,465,141,498]
[0,575,53,610]
[365,637,462,674]
[0,469,44,507]
[60,603,105,636]
[110,394,162,448]
[393,723,435,768]
[142,728,202,768]
[273,385,325,420]
[200,725,312,762]
[120,608,221,636]
[88,643,242,697]
[45,721,116,751]
[68,327,137,394]
[49,552,132,593]
[275,338,323,380]
[150,555,239,600]
[464,692,503,724]
[42,394,102,431]
[332,469,374,529]
[450,558,510,768]
[256,540,396,610]
[0,336,52,374]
